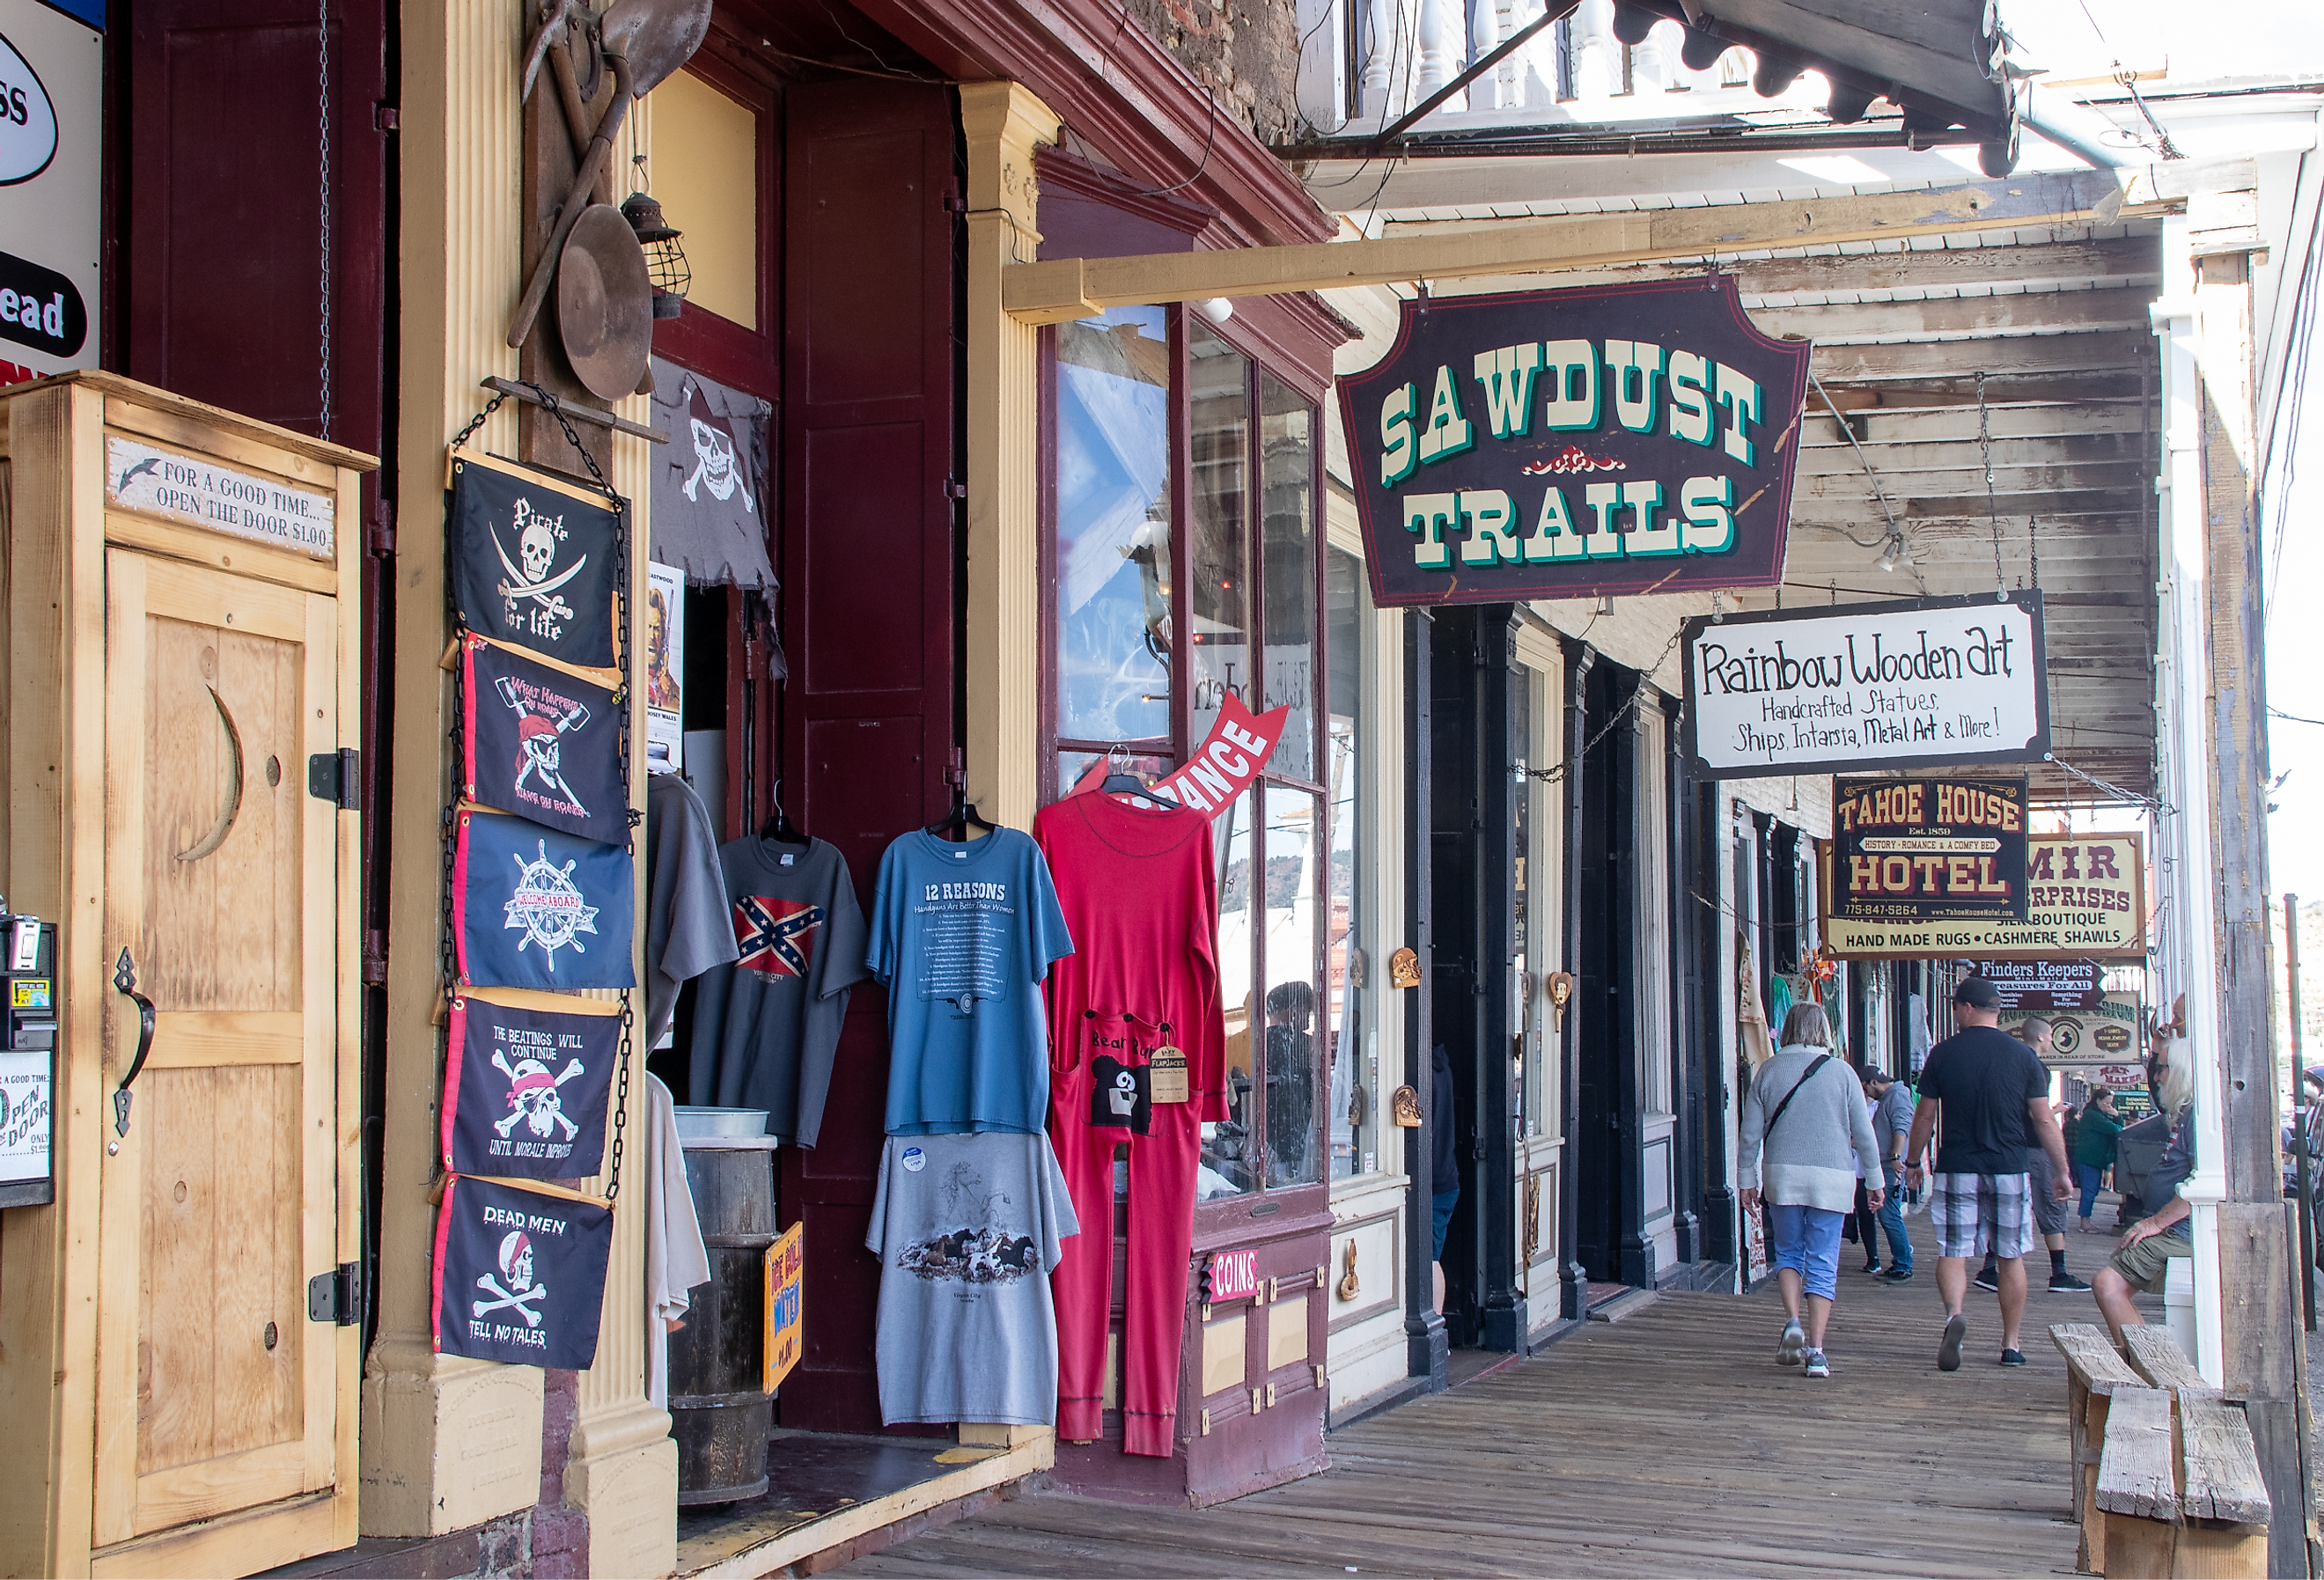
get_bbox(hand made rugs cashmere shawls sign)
[442,991,619,1179]
[453,810,636,990]
[460,635,626,844]
[450,451,623,672]
[432,1174,613,1369]
[1334,276,1812,608]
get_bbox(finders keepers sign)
[1335,276,1811,609]
[1682,592,2050,779]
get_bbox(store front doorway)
[1572,656,1634,1288]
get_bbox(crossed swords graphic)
[490,1050,585,1139]
[474,1274,545,1326]
[490,524,585,622]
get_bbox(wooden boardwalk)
[839,1213,2154,1576]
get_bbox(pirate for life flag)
[450,449,624,673]
[461,636,627,845]
[453,809,637,990]
[443,989,620,1179]
[434,1174,613,1370]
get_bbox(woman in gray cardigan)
[1739,1003,1886,1378]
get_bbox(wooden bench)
[2052,1322,2150,1573]
[2122,1326,2213,1397]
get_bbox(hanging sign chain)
[2028,513,2041,590]
[1976,371,2004,595]
[316,0,333,440]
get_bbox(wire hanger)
[761,776,809,847]
[925,750,997,842]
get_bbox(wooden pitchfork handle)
[506,52,633,351]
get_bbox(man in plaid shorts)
[1903,976,2073,1371]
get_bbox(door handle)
[112,947,156,1136]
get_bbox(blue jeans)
[1769,1203,1844,1301]
[2076,1162,2106,1219]
[1876,1163,1914,1271]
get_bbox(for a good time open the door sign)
[1335,276,1811,608]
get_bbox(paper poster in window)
[645,561,684,775]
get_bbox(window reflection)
[1260,374,1316,783]
[1055,307,1173,744]
[1189,322,1249,749]
[1326,551,1369,1179]
[1202,789,1257,1198]
[1263,785,1322,1187]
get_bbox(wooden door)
[92,549,349,1549]
[776,77,957,1434]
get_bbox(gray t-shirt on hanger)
[866,1132,1077,1428]
[685,834,867,1144]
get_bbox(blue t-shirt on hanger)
[868,827,1075,1135]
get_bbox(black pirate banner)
[442,990,619,1179]
[460,636,626,845]
[433,1174,613,1370]
[450,451,623,672]
[452,809,636,990]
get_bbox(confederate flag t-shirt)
[684,835,868,1145]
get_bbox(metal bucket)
[669,1135,777,1504]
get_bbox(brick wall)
[1124,0,1304,146]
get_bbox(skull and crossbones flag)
[452,809,636,991]
[442,989,618,1179]
[433,1173,613,1370]
[460,636,627,845]
[450,451,624,673]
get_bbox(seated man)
[2092,1045,2195,1345]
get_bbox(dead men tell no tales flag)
[453,809,636,991]
[450,452,624,672]
[461,636,627,846]
[442,992,618,1180]
[433,1174,613,1370]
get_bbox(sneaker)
[2049,1271,2092,1293]
[1804,1349,1830,1378]
[1878,1266,1916,1283]
[1938,1313,1967,1372]
[1778,1321,1806,1367]
[1973,1267,2000,1293]
[2000,1348,2029,1366]
[1862,1260,1881,1275]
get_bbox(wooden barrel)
[669,1135,777,1504]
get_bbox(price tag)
[1148,1044,1188,1105]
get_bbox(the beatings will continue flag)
[452,809,636,991]
[432,1174,613,1370]
[460,635,626,846]
[442,991,618,1180]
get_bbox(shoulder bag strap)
[1761,1054,1833,1142]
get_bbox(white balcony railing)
[1295,0,1754,137]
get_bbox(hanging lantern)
[620,192,690,320]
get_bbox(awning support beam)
[1006,158,2254,325]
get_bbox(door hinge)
[309,1260,363,1325]
[374,103,400,132]
[363,930,389,986]
[942,475,967,500]
[367,497,396,556]
[308,748,361,811]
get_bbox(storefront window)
[1207,788,1259,1197]
[1045,306,1327,1209]
[1259,375,1315,783]
[1326,550,1372,1179]
[1055,306,1173,749]
[1263,785,1322,1187]
[1189,323,1250,745]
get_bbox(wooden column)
[2193,245,2313,1580]
[960,82,1061,831]
[360,0,545,1537]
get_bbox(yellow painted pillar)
[361,0,544,1535]
[959,82,1061,832]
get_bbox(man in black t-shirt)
[1904,976,2073,1371]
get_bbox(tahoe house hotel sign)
[1335,276,1812,606]
[1682,592,2050,779]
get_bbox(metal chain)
[316,0,333,440]
[2028,513,2041,590]
[1976,371,2004,593]
[1523,621,1687,785]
